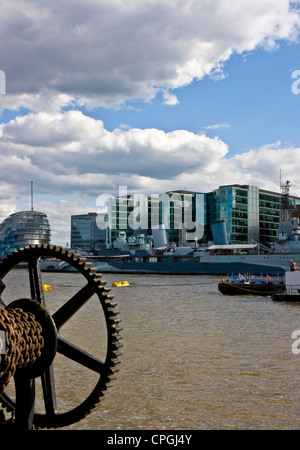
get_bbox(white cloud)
[226,142,300,191]
[0,92,76,116]
[32,198,94,246]
[162,90,180,106]
[1,0,299,110]
[0,110,229,189]
[1,1,300,244]
[201,123,231,131]
[1,110,300,200]
[1,109,300,243]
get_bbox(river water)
[2,269,300,430]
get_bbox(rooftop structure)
[0,210,51,256]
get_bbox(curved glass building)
[0,211,51,256]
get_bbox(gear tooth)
[113,328,123,337]
[107,303,118,312]
[111,316,121,324]
[77,257,87,264]
[62,248,75,259]
[107,303,120,316]
[101,287,111,296]
[111,327,121,336]
[113,346,123,356]
[111,340,123,349]
[109,359,121,370]
[113,326,123,336]
[108,301,117,308]
[107,368,119,379]
[109,314,119,322]
[93,272,102,279]
[69,252,79,261]
[95,279,107,288]
[94,275,105,284]
[111,348,122,358]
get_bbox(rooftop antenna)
[280,169,282,187]
[31,181,33,211]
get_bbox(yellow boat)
[112,281,130,287]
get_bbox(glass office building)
[0,211,51,256]
[258,189,282,245]
[210,184,300,246]
[94,184,300,250]
[71,213,106,253]
[106,190,205,247]
[211,185,259,244]
[107,194,156,247]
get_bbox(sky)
[1,0,300,245]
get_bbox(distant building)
[106,190,205,249]
[0,211,51,256]
[105,184,300,249]
[207,185,261,244]
[207,184,300,246]
[70,213,106,254]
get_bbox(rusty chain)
[0,306,44,394]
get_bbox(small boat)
[40,258,69,272]
[112,280,130,287]
[218,274,285,296]
[272,268,300,302]
[42,283,52,292]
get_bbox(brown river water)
[1,268,300,430]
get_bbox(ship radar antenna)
[280,179,292,195]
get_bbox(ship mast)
[280,178,292,222]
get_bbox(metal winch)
[0,245,122,430]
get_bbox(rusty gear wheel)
[0,244,122,429]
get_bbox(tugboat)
[218,273,285,296]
